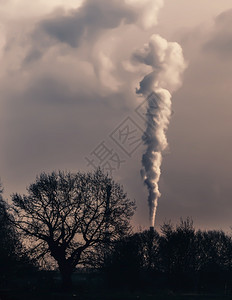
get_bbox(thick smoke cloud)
[134,35,186,94]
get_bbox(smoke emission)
[133,35,186,227]
[1,0,186,227]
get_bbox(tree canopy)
[11,169,135,288]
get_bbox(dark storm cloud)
[203,9,232,57]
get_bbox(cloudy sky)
[1,0,232,231]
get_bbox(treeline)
[0,170,232,295]
[105,219,232,293]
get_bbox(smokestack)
[150,226,154,233]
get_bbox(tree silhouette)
[10,169,135,289]
[195,230,232,291]
[0,182,32,287]
[139,229,160,272]
[103,228,161,289]
[104,233,143,288]
[0,183,17,282]
[196,230,232,270]
[159,218,197,290]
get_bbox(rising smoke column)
[133,34,186,227]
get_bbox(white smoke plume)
[133,35,186,227]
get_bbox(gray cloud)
[23,0,163,65]
[43,0,135,42]
[26,0,137,59]
[203,8,232,57]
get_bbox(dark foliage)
[105,218,232,293]
[0,182,35,288]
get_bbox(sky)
[1,0,232,231]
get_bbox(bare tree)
[10,169,135,289]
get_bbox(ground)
[1,289,232,300]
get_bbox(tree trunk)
[59,265,73,291]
